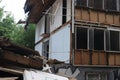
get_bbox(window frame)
[86,72,107,80]
[93,28,105,50]
[75,0,120,12]
[75,26,89,50]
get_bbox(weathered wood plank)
[90,10,98,22]
[108,53,115,66]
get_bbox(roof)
[24,0,56,23]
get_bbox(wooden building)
[24,0,120,80]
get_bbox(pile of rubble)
[0,37,72,80]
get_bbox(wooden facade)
[74,6,120,67]
[74,50,120,66]
[75,7,120,25]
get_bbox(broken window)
[76,0,87,7]
[76,27,88,49]
[94,29,104,50]
[62,0,67,24]
[110,31,119,51]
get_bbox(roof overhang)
[24,0,56,24]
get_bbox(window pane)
[94,29,104,50]
[106,30,110,50]
[104,0,117,11]
[76,27,88,49]
[94,0,103,9]
[110,31,119,51]
[88,0,94,7]
[76,0,87,7]
[89,28,94,50]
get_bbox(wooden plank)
[74,50,82,65]
[0,67,23,74]
[106,14,114,24]
[113,15,120,25]
[0,77,18,80]
[81,9,90,21]
[0,51,43,69]
[99,51,106,65]
[108,53,115,66]
[98,12,106,23]
[90,10,98,22]
[82,50,90,65]
[75,9,82,20]
[115,54,120,66]
[92,51,99,65]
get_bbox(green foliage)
[0,5,35,49]
[10,24,35,49]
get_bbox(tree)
[0,5,35,49]
[10,24,35,49]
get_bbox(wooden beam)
[0,67,23,74]
[0,51,43,69]
[0,77,18,80]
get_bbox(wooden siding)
[74,49,120,66]
[75,8,120,26]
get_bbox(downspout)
[70,0,75,65]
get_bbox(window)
[45,14,50,34]
[42,40,49,59]
[76,27,88,49]
[104,0,117,11]
[94,29,104,50]
[75,0,120,12]
[110,31,119,51]
[75,26,120,51]
[88,0,103,9]
[94,0,103,9]
[86,72,107,80]
[76,0,87,7]
[62,0,67,24]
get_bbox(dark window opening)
[104,0,117,11]
[94,29,104,50]
[76,27,88,49]
[42,40,49,59]
[62,0,67,24]
[88,0,94,8]
[75,0,119,12]
[110,31,119,51]
[45,14,50,34]
[88,0,103,10]
[94,0,103,9]
[76,0,87,7]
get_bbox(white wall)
[35,16,45,55]
[67,0,71,22]
[35,0,71,59]
[50,0,63,32]
[50,24,70,63]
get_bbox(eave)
[24,0,56,24]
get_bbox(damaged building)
[24,0,120,80]
[0,37,43,80]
